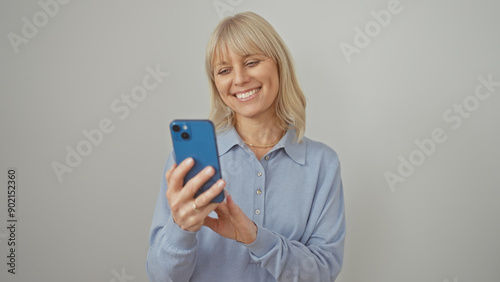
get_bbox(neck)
[235,115,285,147]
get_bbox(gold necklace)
[243,132,285,148]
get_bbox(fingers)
[193,179,226,208]
[190,179,226,222]
[183,166,217,199]
[166,158,195,194]
[166,157,221,201]
[177,196,222,232]
[164,157,227,232]
[203,194,257,244]
[189,179,226,221]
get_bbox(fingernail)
[185,157,193,165]
[205,166,214,175]
[218,179,225,187]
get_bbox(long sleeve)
[244,156,345,281]
[146,153,198,282]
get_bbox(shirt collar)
[217,126,243,156]
[217,126,306,165]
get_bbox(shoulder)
[302,136,340,165]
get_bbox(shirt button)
[257,172,262,177]
[255,209,261,215]
[265,155,270,160]
[256,189,262,195]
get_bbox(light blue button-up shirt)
[147,127,345,281]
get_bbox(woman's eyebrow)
[215,54,261,67]
[215,61,229,67]
[244,54,262,58]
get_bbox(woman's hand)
[203,194,258,244]
[165,157,226,232]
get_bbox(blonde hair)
[205,12,306,142]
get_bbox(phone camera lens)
[181,132,190,139]
[172,125,180,132]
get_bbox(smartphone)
[169,119,224,203]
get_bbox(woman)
[147,12,345,281]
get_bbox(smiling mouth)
[234,87,261,99]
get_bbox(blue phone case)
[170,119,224,203]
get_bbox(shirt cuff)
[164,216,198,251]
[243,224,279,257]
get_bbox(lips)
[233,87,261,100]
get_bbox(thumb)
[226,194,236,209]
[203,215,217,231]
[225,194,245,217]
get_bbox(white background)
[1,0,499,281]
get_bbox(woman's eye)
[246,60,260,67]
[218,69,230,75]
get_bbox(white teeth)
[236,88,259,99]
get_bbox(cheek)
[273,73,279,88]
[262,64,279,91]
[214,81,222,94]
[215,83,230,104]
[217,88,229,105]
[269,72,280,95]
[214,77,230,94]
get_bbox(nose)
[233,67,249,86]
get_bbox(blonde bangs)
[208,19,279,80]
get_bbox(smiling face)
[213,48,280,123]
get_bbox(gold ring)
[193,201,200,213]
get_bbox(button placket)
[253,160,266,225]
